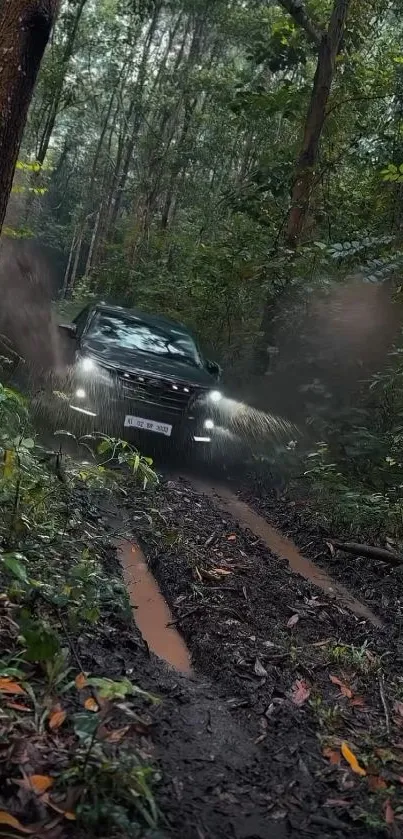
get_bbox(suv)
[59,303,224,448]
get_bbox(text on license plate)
[124,415,172,436]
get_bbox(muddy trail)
[237,481,403,633]
[98,472,403,839]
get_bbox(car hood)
[80,338,216,388]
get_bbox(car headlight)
[204,418,215,430]
[80,356,96,373]
[75,388,86,399]
[209,390,223,403]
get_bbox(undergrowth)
[0,381,161,837]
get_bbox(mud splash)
[189,478,383,628]
[118,539,193,674]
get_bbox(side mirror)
[59,322,77,338]
[206,359,221,380]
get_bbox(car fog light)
[204,419,214,430]
[75,388,86,399]
[209,390,222,403]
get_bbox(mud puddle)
[188,477,382,628]
[118,539,193,673]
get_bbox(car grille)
[116,371,199,415]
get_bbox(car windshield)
[87,312,201,366]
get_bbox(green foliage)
[0,378,160,834]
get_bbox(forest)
[2,0,403,537]
[1,2,403,837]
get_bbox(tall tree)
[0,0,59,232]
[283,0,351,246]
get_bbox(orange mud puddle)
[118,539,193,674]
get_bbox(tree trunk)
[36,0,87,165]
[84,204,102,277]
[61,227,77,299]
[0,0,59,233]
[285,0,350,247]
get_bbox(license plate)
[124,415,172,437]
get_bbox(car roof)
[92,303,191,338]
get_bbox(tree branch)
[278,0,323,47]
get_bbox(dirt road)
[106,471,402,838]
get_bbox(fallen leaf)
[350,696,365,707]
[75,672,87,690]
[323,747,341,765]
[84,697,99,712]
[254,658,268,678]
[211,568,232,576]
[329,675,352,699]
[291,679,310,707]
[28,775,54,794]
[6,701,31,712]
[102,725,130,743]
[287,614,299,628]
[14,774,54,795]
[326,541,336,557]
[227,535,237,542]
[0,677,25,695]
[341,742,366,776]
[42,795,76,820]
[385,798,394,825]
[325,798,351,807]
[49,707,66,730]
[0,812,34,833]
[367,775,387,792]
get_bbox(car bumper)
[64,385,217,444]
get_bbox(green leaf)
[87,676,160,704]
[97,439,111,455]
[19,615,60,662]
[2,553,29,584]
[73,711,99,742]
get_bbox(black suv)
[59,303,224,447]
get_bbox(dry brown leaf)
[103,725,130,743]
[287,614,299,628]
[28,775,54,794]
[329,675,353,699]
[42,795,76,821]
[0,812,35,833]
[227,534,237,541]
[367,775,387,792]
[84,697,99,712]
[385,798,394,825]
[75,672,87,690]
[350,696,365,707]
[341,742,366,776]
[291,679,310,707]
[323,747,341,765]
[49,707,66,730]
[6,701,31,712]
[325,798,351,807]
[0,677,25,695]
[394,701,403,717]
[212,568,232,576]
[14,774,54,796]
